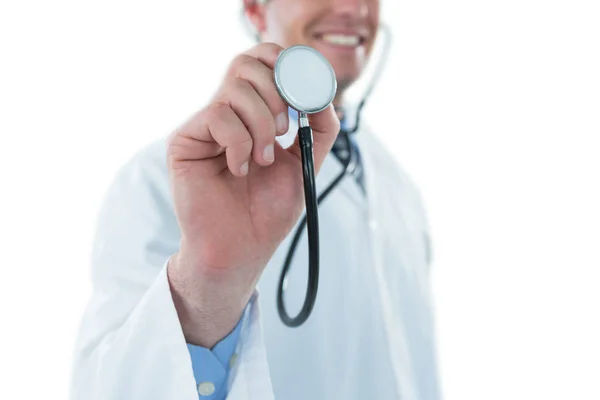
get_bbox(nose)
[331,0,369,19]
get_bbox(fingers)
[208,43,290,170]
[228,54,289,136]
[243,42,285,70]
[171,43,305,177]
[236,43,289,136]
[205,103,254,177]
[217,77,277,167]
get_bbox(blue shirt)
[186,316,243,399]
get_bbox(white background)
[1,0,599,399]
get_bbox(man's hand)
[167,43,340,347]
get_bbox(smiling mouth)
[315,33,366,48]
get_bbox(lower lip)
[314,37,363,53]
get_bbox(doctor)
[71,0,440,399]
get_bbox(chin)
[313,50,366,90]
[330,65,362,91]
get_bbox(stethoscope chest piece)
[274,45,337,114]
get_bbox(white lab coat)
[70,120,441,400]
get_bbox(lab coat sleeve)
[69,141,274,400]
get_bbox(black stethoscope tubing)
[276,124,359,327]
[275,23,390,327]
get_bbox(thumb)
[286,104,340,173]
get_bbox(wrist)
[166,250,258,348]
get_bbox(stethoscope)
[272,25,392,327]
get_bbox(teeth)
[322,34,360,47]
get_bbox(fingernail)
[240,161,249,176]
[263,144,274,163]
[276,112,288,133]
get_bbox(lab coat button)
[198,381,216,396]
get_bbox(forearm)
[167,245,266,349]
